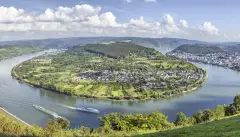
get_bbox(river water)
[0,51,240,128]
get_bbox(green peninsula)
[12,42,206,100]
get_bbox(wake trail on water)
[60,104,77,110]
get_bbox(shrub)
[193,110,204,123]
[233,94,240,111]
[202,109,215,121]
[225,104,238,116]
[175,112,188,126]
[214,105,225,120]
[99,112,171,131]
[188,116,197,125]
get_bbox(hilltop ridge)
[172,44,224,54]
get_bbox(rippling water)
[0,51,240,128]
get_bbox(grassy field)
[136,116,240,137]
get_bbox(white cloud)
[162,14,179,33]
[0,6,33,23]
[180,20,188,28]
[163,14,174,25]
[0,5,233,42]
[197,22,219,35]
[38,4,101,22]
[144,0,157,2]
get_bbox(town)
[74,69,203,91]
[168,51,240,71]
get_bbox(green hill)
[68,42,159,59]
[135,115,240,137]
[172,44,224,54]
[12,42,205,100]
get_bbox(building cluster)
[168,51,240,70]
[73,69,202,90]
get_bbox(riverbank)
[0,106,31,126]
[0,46,43,61]
[0,93,239,137]
[11,63,206,101]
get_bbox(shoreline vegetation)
[11,65,206,101]
[0,45,42,61]
[11,42,206,101]
[0,106,31,126]
[1,94,240,137]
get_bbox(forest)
[172,44,224,54]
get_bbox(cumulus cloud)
[162,14,179,33]
[38,4,101,22]
[197,22,219,35]
[180,20,188,28]
[0,6,33,23]
[0,4,231,42]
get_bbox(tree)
[45,118,70,130]
[193,110,204,123]
[225,104,238,116]
[175,112,188,126]
[78,126,91,135]
[202,109,215,121]
[233,94,240,111]
[44,118,70,137]
[188,116,197,125]
[214,105,225,120]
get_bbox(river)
[0,51,240,128]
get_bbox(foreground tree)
[202,109,215,121]
[175,112,188,126]
[214,105,225,120]
[233,94,240,111]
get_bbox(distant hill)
[172,44,224,54]
[221,44,240,53]
[2,37,239,52]
[82,42,158,59]
[0,37,206,50]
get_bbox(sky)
[0,0,240,42]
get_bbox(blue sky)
[0,0,239,41]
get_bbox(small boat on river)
[75,107,100,114]
[61,104,100,114]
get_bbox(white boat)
[75,107,100,114]
[61,104,100,114]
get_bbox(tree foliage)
[175,112,188,126]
